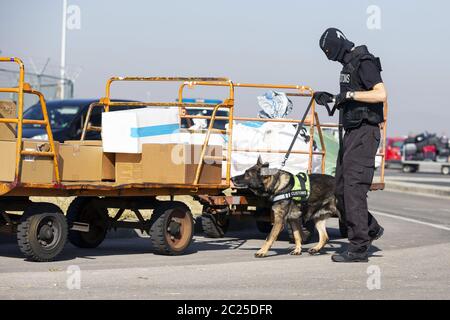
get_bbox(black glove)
[313,91,334,106]
[334,92,348,106]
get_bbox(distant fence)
[0,68,74,108]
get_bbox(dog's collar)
[271,190,308,202]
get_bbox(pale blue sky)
[1,0,449,136]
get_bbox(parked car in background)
[385,137,405,168]
[22,99,141,142]
[401,132,449,174]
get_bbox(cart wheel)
[287,220,315,244]
[17,203,68,262]
[256,221,272,234]
[302,220,315,244]
[67,197,109,248]
[255,207,272,234]
[339,219,348,238]
[442,166,450,175]
[149,201,194,255]
[201,206,229,238]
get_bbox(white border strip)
[371,210,450,231]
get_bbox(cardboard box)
[22,140,60,184]
[60,140,115,181]
[115,153,143,184]
[115,143,222,185]
[0,139,60,183]
[0,100,17,140]
[102,107,180,153]
[0,140,16,182]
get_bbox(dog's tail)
[333,197,343,220]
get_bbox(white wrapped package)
[257,90,293,119]
[226,121,322,177]
[102,107,180,153]
[101,106,322,177]
[177,131,226,146]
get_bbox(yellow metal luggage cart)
[0,58,234,261]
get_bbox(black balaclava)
[319,28,354,63]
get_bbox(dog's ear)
[257,155,270,168]
[256,155,264,166]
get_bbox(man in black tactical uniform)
[314,28,386,262]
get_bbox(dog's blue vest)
[270,172,310,203]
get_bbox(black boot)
[369,226,384,244]
[331,251,368,263]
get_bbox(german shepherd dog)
[232,156,340,258]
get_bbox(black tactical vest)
[339,45,384,129]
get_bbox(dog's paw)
[308,247,321,255]
[289,248,302,256]
[254,250,268,258]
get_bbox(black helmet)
[319,28,354,63]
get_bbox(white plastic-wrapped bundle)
[257,90,293,119]
[224,121,322,178]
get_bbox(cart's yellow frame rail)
[0,57,60,191]
[81,78,328,188]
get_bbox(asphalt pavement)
[0,189,449,300]
[384,168,450,186]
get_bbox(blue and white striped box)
[102,107,181,153]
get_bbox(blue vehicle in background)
[22,98,228,142]
[22,99,141,142]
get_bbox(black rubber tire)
[254,207,314,243]
[287,219,315,244]
[17,203,68,262]
[66,197,109,248]
[339,219,348,238]
[149,201,194,255]
[255,207,272,234]
[201,208,229,238]
[256,220,272,234]
[301,219,316,243]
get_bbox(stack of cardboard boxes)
[115,143,222,185]
[0,100,60,183]
[0,101,222,185]
[62,142,222,184]
[0,138,61,183]
[59,141,222,185]
[102,107,223,185]
[59,141,115,181]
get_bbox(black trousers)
[335,122,381,252]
